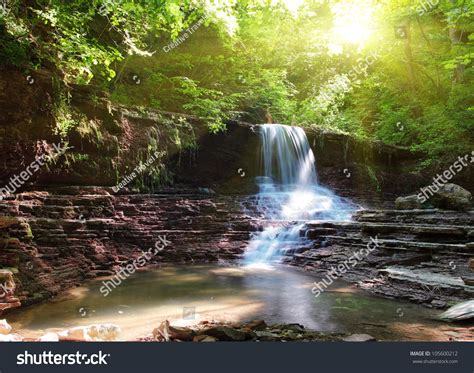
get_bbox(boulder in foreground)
[438,300,474,322]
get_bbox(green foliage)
[1,0,472,166]
[52,91,82,138]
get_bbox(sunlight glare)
[331,2,375,45]
[275,0,304,15]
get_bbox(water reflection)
[7,264,447,341]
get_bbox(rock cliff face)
[4,66,469,203]
[290,208,474,307]
[0,187,254,314]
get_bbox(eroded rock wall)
[0,187,254,314]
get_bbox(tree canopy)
[1,0,473,165]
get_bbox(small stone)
[462,277,474,286]
[278,323,305,333]
[438,300,474,321]
[38,332,59,342]
[431,300,447,308]
[395,195,424,210]
[255,331,280,341]
[168,326,195,341]
[153,320,170,341]
[0,333,23,342]
[193,335,217,342]
[0,319,12,335]
[58,324,121,341]
[244,320,267,331]
[201,326,247,341]
[342,334,376,342]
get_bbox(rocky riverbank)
[2,316,472,342]
[1,186,473,316]
[290,208,474,308]
[0,187,256,313]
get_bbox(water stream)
[244,124,353,264]
[7,124,457,342]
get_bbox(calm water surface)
[8,264,452,340]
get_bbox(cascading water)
[243,124,353,265]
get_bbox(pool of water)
[8,264,458,341]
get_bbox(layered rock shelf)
[1,186,473,315]
[290,209,474,307]
[0,187,255,313]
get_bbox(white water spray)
[244,124,353,265]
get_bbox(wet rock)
[395,195,424,210]
[58,324,121,341]
[168,326,195,341]
[343,334,376,342]
[462,277,474,286]
[278,323,305,333]
[0,319,12,335]
[153,320,170,341]
[145,320,342,342]
[438,300,474,322]
[431,184,472,211]
[0,333,23,342]
[1,189,253,311]
[255,331,280,341]
[244,319,267,331]
[193,335,218,342]
[201,326,248,341]
[431,300,447,308]
[38,332,60,342]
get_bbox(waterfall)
[243,124,353,265]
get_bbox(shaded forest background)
[1,0,473,169]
